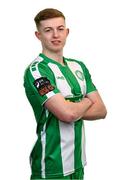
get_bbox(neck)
[42,50,64,65]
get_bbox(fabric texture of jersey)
[23,53,97,179]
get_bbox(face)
[35,17,69,53]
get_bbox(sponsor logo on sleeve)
[34,77,55,96]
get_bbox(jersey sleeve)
[81,62,97,94]
[24,64,60,106]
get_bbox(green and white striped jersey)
[24,53,97,179]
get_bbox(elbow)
[100,105,107,119]
[102,108,107,119]
[59,111,79,123]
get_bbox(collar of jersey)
[39,53,67,67]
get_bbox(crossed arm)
[82,91,107,120]
[44,91,107,123]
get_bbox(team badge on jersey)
[34,77,55,96]
[75,70,84,81]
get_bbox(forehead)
[40,17,66,28]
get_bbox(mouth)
[51,40,61,45]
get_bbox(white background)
[0,0,121,179]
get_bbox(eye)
[44,28,52,32]
[45,29,51,32]
[59,28,64,31]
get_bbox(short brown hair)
[34,8,65,30]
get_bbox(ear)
[66,28,69,36]
[35,31,41,40]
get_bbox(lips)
[51,40,61,45]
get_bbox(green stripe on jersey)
[45,118,63,177]
[74,120,83,170]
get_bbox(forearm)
[66,97,92,122]
[82,102,107,120]
[45,94,92,123]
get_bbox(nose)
[53,29,59,38]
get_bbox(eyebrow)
[43,25,65,30]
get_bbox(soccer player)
[24,8,107,180]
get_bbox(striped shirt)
[23,53,97,179]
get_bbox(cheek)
[63,31,68,38]
[45,35,52,43]
[62,34,68,42]
[41,35,50,43]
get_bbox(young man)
[24,8,107,180]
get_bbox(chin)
[55,45,64,51]
[50,47,63,53]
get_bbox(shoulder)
[24,55,46,77]
[29,55,44,70]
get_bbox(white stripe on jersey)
[66,61,86,96]
[41,122,47,178]
[59,121,75,175]
[48,63,75,174]
[30,56,44,80]
[48,63,72,97]
[81,122,87,167]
